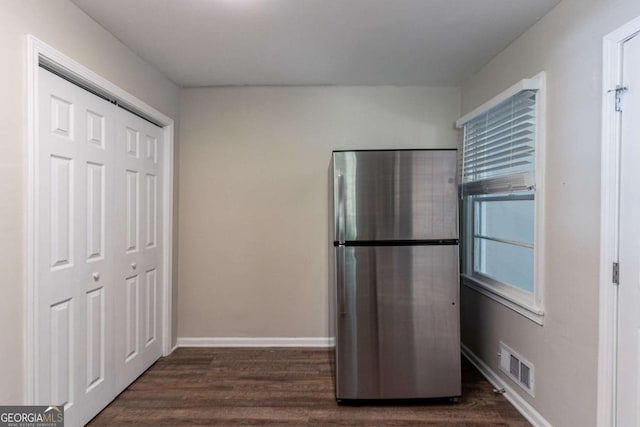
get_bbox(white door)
[36,67,164,426]
[617,32,640,426]
[37,68,117,426]
[114,107,163,391]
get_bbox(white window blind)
[461,90,537,195]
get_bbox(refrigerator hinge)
[612,262,620,285]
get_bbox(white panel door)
[114,107,163,391]
[617,33,640,426]
[37,68,165,426]
[37,68,117,426]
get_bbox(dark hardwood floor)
[89,348,530,426]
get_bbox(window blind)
[461,90,537,195]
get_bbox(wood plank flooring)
[89,348,530,426]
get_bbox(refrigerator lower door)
[336,244,461,400]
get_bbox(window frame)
[457,73,546,325]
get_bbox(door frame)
[24,35,175,403]
[597,16,640,427]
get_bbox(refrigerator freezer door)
[336,244,461,399]
[333,150,458,242]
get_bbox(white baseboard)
[461,343,552,427]
[177,337,335,348]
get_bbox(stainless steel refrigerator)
[332,149,461,401]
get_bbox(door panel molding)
[25,35,175,406]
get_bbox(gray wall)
[459,0,640,425]
[177,86,460,339]
[0,0,180,403]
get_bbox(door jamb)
[598,16,640,427]
[24,35,175,403]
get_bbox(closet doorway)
[26,36,174,426]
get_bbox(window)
[472,193,534,291]
[456,74,545,324]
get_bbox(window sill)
[461,274,544,325]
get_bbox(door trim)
[598,16,640,427]
[24,35,175,404]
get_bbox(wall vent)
[499,341,535,396]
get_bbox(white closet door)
[37,68,117,426]
[37,67,165,426]
[114,107,163,391]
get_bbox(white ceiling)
[72,0,560,87]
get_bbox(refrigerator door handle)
[338,246,347,315]
[337,173,346,245]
